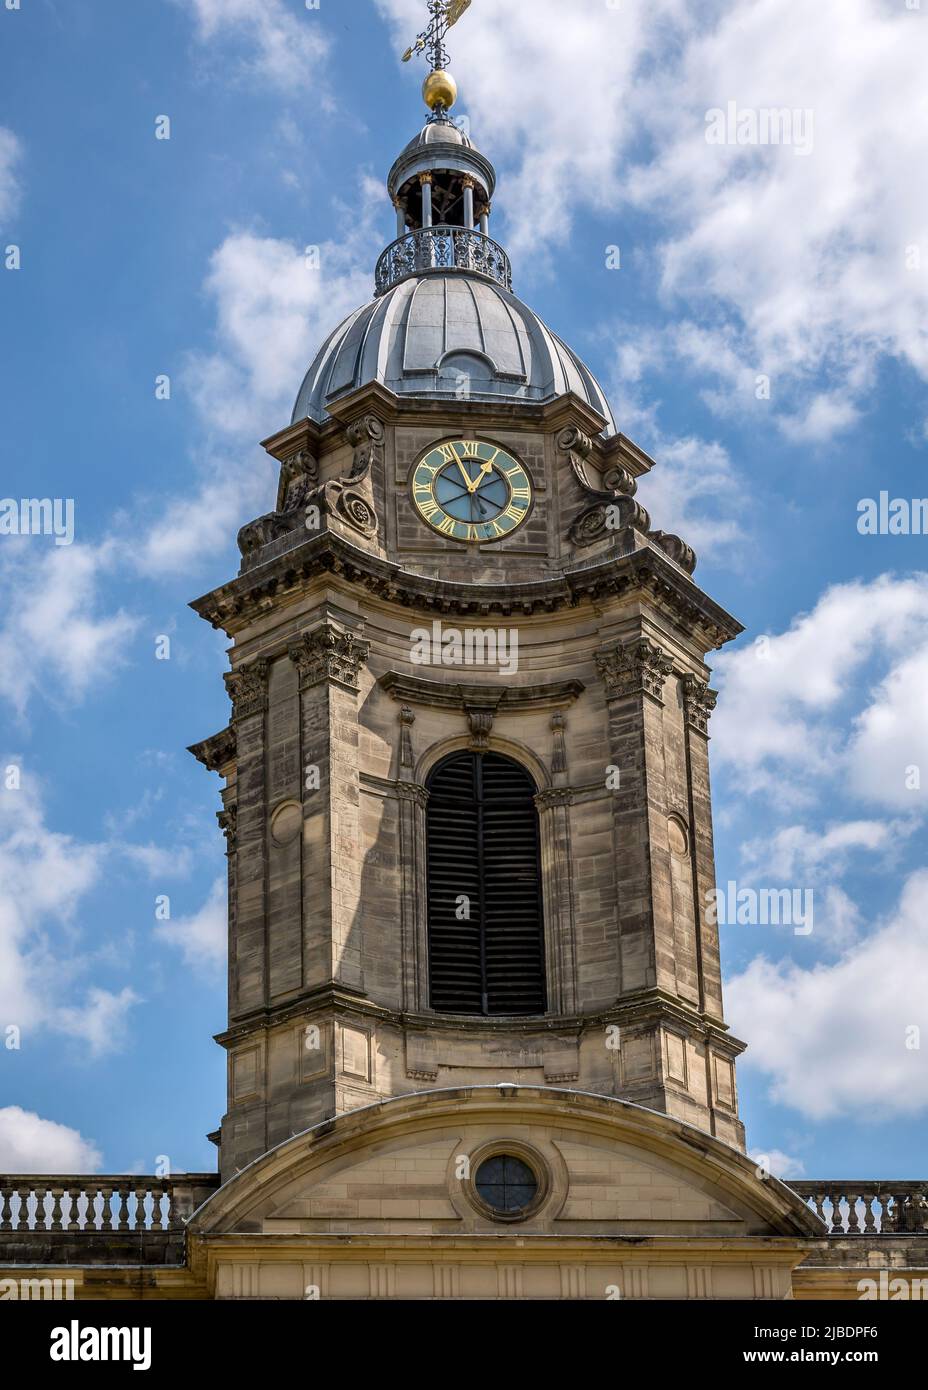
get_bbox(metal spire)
[402,0,472,72]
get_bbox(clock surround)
[411,437,534,543]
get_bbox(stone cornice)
[190,532,742,650]
[379,672,585,712]
[188,726,236,773]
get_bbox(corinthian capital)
[289,622,371,692]
[224,659,269,722]
[681,675,718,735]
[596,638,674,703]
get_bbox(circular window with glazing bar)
[465,1143,549,1223]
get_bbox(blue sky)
[0,0,926,1181]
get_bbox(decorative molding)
[681,675,718,736]
[379,672,584,713]
[394,781,429,808]
[224,658,269,722]
[535,787,574,810]
[596,638,674,703]
[651,530,697,576]
[399,706,415,769]
[188,726,236,773]
[288,623,371,693]
[550,712,567,775]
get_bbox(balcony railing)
[788,1181,928,1234]
[0,1174,219,1234]
[375,225,513,297]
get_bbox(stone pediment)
[190,1087,819,1241]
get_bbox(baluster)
[49,1187,64,1232]
[829,1190,845,1234]
[0,1188,10,1231]
[846,1193,861,1234]
[33,1187,48,1232]
[811,1190,828,1225]
[115,1184,131,1231]
[99,1186,114,1231]
[66,1188,80,1233]
[862,1191,877,1234]
[135,1187,149,1231]
[150,1186,165,1232]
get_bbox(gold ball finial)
[423,69,457,112]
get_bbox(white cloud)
[0,1108,102,1175]
[749,1148,806,1181]
[712,574,928,804]
[0,542,139,719]
[0,127,22,224]
[0,767,141,1055]
[181,0,331,95]
[728,869,928,1120]
[155,876,226,974]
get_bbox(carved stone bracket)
[559,426,651,548]
[301,415,385,541]
[276,447,320,513]
[188,725,236,773]
[395,781,429,808]
[568,494,651,548]
[216,805,238,854]
[681,675,718,736]
[224,658,269,722]
[467,707,496,750]
[289,623,371,692]
[596,638,674,703]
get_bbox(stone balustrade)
[0,1174,219,1234]
[788,1181,928,1235]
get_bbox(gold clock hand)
[451,445,475,493]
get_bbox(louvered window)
[426,751,546,1016]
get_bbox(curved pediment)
[190,1087,819,1240]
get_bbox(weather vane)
[402,0,473,79]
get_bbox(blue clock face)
[412,440,533,543]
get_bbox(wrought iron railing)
[375,225,513,296]
[0,1174,219,1233]
[788,1181,928,1234]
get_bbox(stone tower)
[191,70,746,1184]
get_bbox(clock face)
[411,440,533,543]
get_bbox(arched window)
[425,750,546,1016]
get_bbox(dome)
[292,272,617,434]
[399,117,474,153]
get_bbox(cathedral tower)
[190,27,746,1183]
